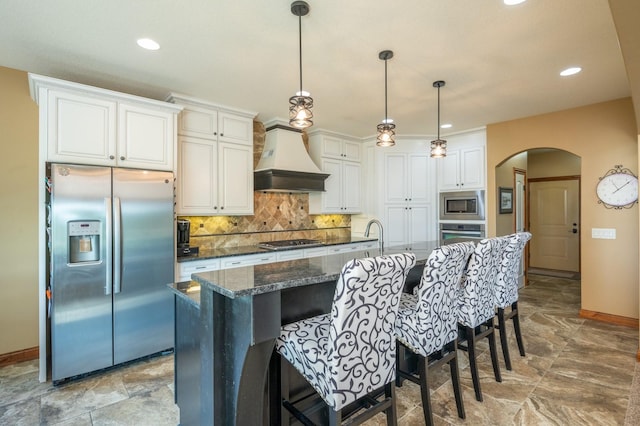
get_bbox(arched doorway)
[496,148,582,280]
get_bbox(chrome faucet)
[364,219,384,252]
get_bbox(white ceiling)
[0,0,631,138]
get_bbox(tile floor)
[0,274,638,425]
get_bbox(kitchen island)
[169,241,440,425]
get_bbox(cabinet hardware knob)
[214,206,218,209]
[120,156,125,161]
[214,132,217,135]
[220,206,224,210]
[110,155,115,160]
[220,133,224,137]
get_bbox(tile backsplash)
[178,120,351,250]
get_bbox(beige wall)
[0,66,39,354]
[495,152,527,236]
[487,98,639,320]
[528,149,581,178]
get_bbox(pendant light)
[376,50,396,147]
[289,1,313,129]
[430,80,447,158]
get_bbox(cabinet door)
[408,205,432,244]
[118,103,175,171]
[384,205,409,247]
[218,142,254,214]
[319,135,344,159]
[319,158,343,212]
[218,112,253,145]
[384,154,407,203]
[408,154,430,203]
[179,106,218,139]
[460,146,485,189]
[342,161,361,213]
[47,90,117,165]
[177,136,217,214]
[437,150,461,191]
[343,140,361,162]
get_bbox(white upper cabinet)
[169,94,256,215]
[29,74,181,171]
[437,130,486,191]
[384,153,430,204]
[117,102,176,170]
[308,132,362,214]
[316,134,361,161]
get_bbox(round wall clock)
[596,165,638,209]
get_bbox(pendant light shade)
[376,50,395,147]
[289,1,313,129]
[430,80,447,158]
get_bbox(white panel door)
[384,154,407,203]
[529,179,579,272]
[408,154,430,203]
[320,159,343,212]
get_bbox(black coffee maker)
[177,219,198,257]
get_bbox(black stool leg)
[448,341,465,419]
[417,356,434,426]
[466,325,483,402]
[486,319,502,383]
[385,382,398,426]
[512,302,526,356]
[497,307,512,371]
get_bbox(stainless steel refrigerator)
[47,163,174,382]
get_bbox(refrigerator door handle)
[105,197,113,296]
[114,197,122,294]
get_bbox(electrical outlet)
[591,228,616,239]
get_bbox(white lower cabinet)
[178,241,378,281]
[221,253,277,269]
[177,258,221,282]
[276,250,305,261]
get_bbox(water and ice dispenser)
[68,221,101,264]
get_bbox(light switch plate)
[591,228,616,239]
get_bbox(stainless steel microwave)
[439,190,485,221]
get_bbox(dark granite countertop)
[170,280,201,308]
[169,241,439,302]
[176,236,378,263]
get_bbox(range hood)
[254,124,329,192]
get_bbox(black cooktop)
[258,239,323,250]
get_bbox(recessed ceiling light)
[560,67,582,77]
[440,123,452,129]
[504,0,526,5]
[137,38,160,51]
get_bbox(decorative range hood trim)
[254,122,329,192]
[254,169,329,193]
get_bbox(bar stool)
[275,252,416,425]
[457,237,508,402]
[395,241,475,426]
[494,232,532,370]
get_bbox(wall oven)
[440,223,485,245]
[439,190,485,221]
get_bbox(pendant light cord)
[298,15,303,94]
[437,84,440,139]
[384,58,388,121]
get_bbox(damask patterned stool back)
[275,252,416,425]
[494,232,532,371]
[457,237,509,402]
[395,241,474,426]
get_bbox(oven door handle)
[441,230,483,236]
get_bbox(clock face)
[596,172,639,207]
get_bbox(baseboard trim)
[0,347,39,367]
[579,309,639,329]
